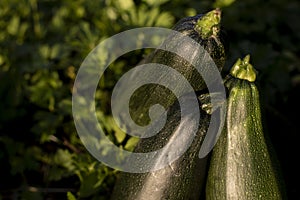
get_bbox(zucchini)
[206,55,286,199]
[111,9,227,200]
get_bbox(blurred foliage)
[0,0,299,199]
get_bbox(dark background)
[0,0,299,199]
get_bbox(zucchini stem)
[195,8,222,39]
[230,55,257,82]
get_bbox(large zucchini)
[111,9,227,200]
[206,55,286,199]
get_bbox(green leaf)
[67,192,77,200]
[53,149,75,171]
[213,0,236,8]
[154,11,174,27]
[116,0,134,11]
[124,137,139,151]
[142,0,170,7]
[7,15,20,35]
[78,169,107,198]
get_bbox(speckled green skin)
[206,76,286,200]
[111,96,210,200]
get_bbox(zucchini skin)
[111,96,210,200]
[206,76,286,199]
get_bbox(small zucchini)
[206,55,286,199]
